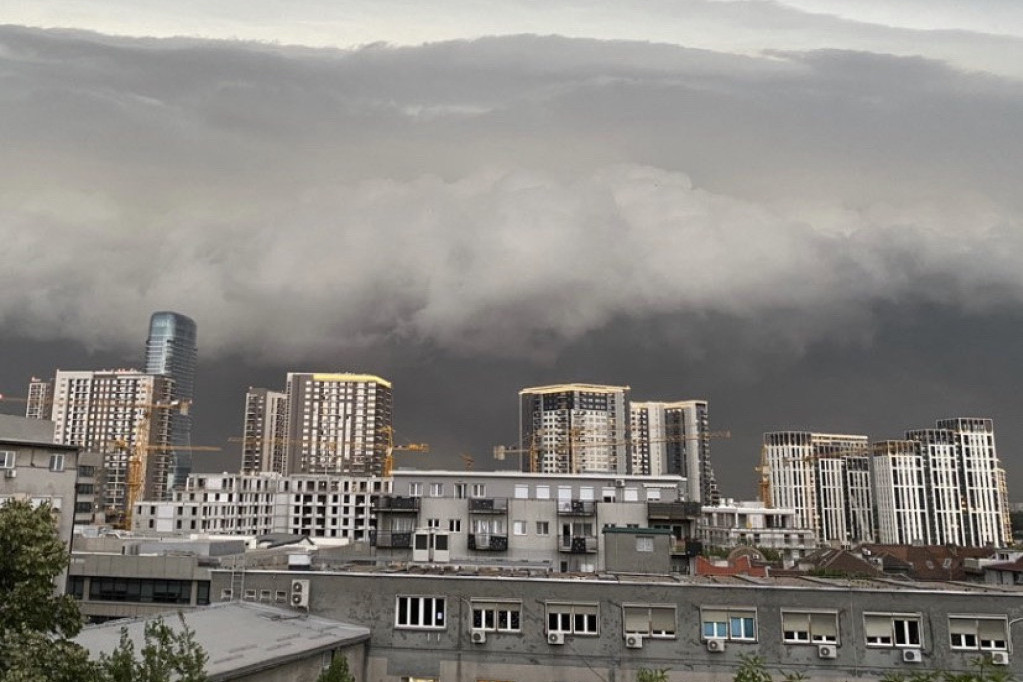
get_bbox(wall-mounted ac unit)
[614,479,626,488]
[818,644,837,659]
[470,629,487,644]
[548,632,565,645]
[706,638,726,652]
[990,652,1010,666]
[4,469,16,479]
[902,649,923,663]
[625,634,644,649]
[290,579,310,609]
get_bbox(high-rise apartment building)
[285,373,393,476]
[874,418,1010,547]
[763,431,874,546]
[241,387,288,474]
[50,369,173,512]
[144,311,197,490]
[25,377,53,420]
[519,384,631,474]
[630,400,720,504]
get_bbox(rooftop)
[75,602,369,681]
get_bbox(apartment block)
[49,369,173,511]
[633,400,720,504]
[519,383,631,474]
[874,418,1011,548]
[240,387,288,474]
[132,472,388,542]
[285,373,393,476]
[763,431,874,546]
[373,470,698,573]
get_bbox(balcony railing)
[559,535,598,553]
[647,501,701,521]
[370,531,413,549]
[374,496,421,513]
[468,498,508,514]
[467,533,509,551]
[556,500,597,516]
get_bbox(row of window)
[390,596,1010,651]
[406,483,666,502]
[0,451,66,471]
[68,577,210,606]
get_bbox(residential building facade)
[240,387,288,474]
[763,431,874,546]
[50,369,173,512]
[285,373,393,476]
[519,383,631,474]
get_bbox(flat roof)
[75,602,369,681]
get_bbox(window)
[0,451,15,469]
[645,488,662,501]
[471,484,486,498]
[427,518,440,529]
[536,521,550,536]
[448,519,462,532]
[49,454,66,472]
[514,484,529,499]
[536,485,550,500]
[471,599,522,632]
[429,483,444,497]
[949,616,1008,651]
[702,607,756,641]
[864,613,922,648]
[409,482,423,497]
[547,602,599,636]
[782,610,839,644]
[636,536,654,552]
[513,520,527,536]
[454,483,467,499]
[623,604,677,638]
[623,488,639,502]
[396,596,446,629]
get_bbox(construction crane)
[755,445,771,507]
[378,426,429,477]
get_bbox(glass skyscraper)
[145,311,198,491]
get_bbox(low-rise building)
[75,602,370,682]
[699,499,817,560]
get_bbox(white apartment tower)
[25,377,53,420]
[285,373,393,476]
[519,384,631,474]
[49,369,173,511]
[873,418,1010,547]
[631,400,720,504]
[240,387,288,474]
[763,431,874,546]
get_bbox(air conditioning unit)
[990,652,1010,666]
[290,579,310,609]
[902,649,923,663]
[625,634,644,649]
[470,629,487,644]
[818,644,837,659]
[548,632,565,645]
[706,638,726,653]
[4,469,16,479]
[614,478,626,488]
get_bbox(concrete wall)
[230,645,366,682]
[217,569,1023,682]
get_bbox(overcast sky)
[2,1,1022,498]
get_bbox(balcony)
[467,533,509,551]
[669,539,702,556]
[556,500,596,516]
[647,501,701,521]
[374,496,421,513]
[468,498,508,514]
[559,535,598,553]
[370,531,413,549]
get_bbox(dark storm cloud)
[2,26,1022,494]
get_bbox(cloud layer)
[1,27,1022,364]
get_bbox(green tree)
[0,499,208,682]
[316,653,355,682]
[637,668,670,682]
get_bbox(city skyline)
[1,4,1021,498]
